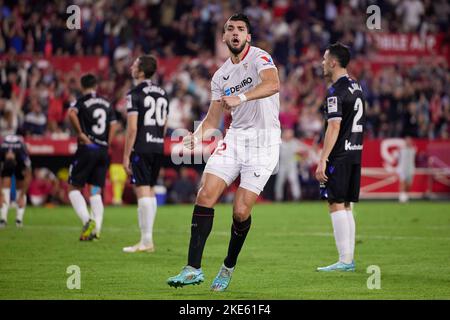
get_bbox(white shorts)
[398,170,414,183]
[204,140,280,195]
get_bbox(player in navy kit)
[67,74,117,241]
[0,134,32,228]
[315,43,365,272]
[122,55,169,253]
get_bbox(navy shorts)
[324,161,361,203]
[130,152,162,187]
[69,144,109,188]
[1,159,28,180]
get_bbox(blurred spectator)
[28,168,57,206]
[109,125,126,205]
[397,137,417,203]
[0,0,448,203]
[23,97,47,135]
[0,0,446,140]
[53,167,71,205]
[166,89,193,135]
[275,129,301,201]
[396,0,425,32]
[0,97,21,135]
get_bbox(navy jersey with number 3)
[70,93,116,146]
[324,75,365,164]
[126,80,169,154]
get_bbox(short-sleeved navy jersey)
[0,134,31,168]
[126,80,169,154]
[323,75,365,164]
[69,93,116,147]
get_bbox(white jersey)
[211,46,281,147]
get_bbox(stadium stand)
[0,0,449,203]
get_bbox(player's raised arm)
[245,68,280,101]
[221,68,280,109]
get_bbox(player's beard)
[226,39,247,55]
[323,68,332,81]
[131,69,139,80]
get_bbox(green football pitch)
[0,201,449,300]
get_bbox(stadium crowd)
[0,0,449,203]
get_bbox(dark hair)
[327,43,351,68]
[223,13,252,34]
[138,55,157,79]
[80,74,97,89]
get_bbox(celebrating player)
[0,134,32,228]
[122,55,169,253]
[167,13,281,291]
[315,43,365,272]
[67,74,117,241]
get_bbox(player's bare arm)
[68,108,92,145]
[221,68,279,109]
[316,119,341,183]
[108,121,118,146]
[183,100,223,150]
[123,113,138,175]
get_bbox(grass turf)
[0,201,449,300]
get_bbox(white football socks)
[68,190,90,225]
[15,190,26,222]
[346,209,356,262]
[90,194,104,234]
[331,210,352,264]
[138,197,157,246]
[1,188,11,221]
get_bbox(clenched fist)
[183,133,199,150]
[221,96,241,111]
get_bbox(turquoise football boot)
[167,266,204,288]
[210,264,234,292]
[317,261,355,272]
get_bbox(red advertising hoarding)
[24,137,450,199]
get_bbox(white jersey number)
[144,96,168,127]
[351,98,363,133]
[92,108,107,135]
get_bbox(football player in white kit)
[168,13,281,291]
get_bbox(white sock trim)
[331,210,352,264]
[68,190,90,225]
[90,194,104,234]
[138,197,157,246]
[346,210,356,262]
[1,188,11,221]
[15,190,26,221]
